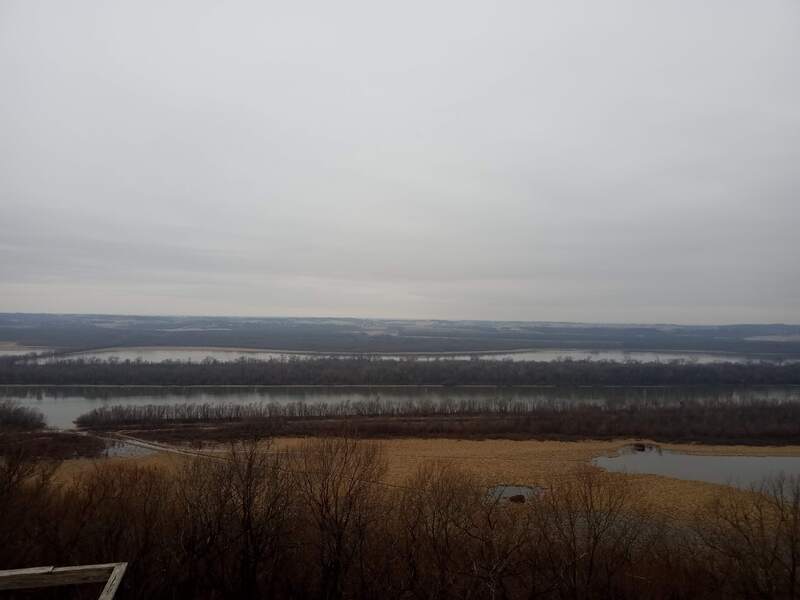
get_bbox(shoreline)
[43,344,800,360]
[52,437,800,521]
[3,382,799,389]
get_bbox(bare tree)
[526,468,649,600]
[696,474,800,599]
[292,436,388,600]
[170,438,296,599]
[393,461,484,599]
[0,447,57,568]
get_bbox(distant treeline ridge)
[2,355,800,386]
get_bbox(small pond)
[102,440,158,458]
[488,484,540,503]
[594,445,800,489]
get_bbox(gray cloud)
[1,0,798,323]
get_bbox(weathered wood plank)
[98,562,128,600]
[0,562,124,593]
[0,566,54,579]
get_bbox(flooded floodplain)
[594,444,800,489]
[3,384,799,429]
[29,346,799,364]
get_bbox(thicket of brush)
[1,437,800,599]
[76,399,800,444]
[0,430,106,460]
[0,399,45,430]
[3,354,800,386]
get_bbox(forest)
[2,436,800,599]
[72,398,800,445]
[2,355,800,386]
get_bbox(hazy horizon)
[2,1,798,324]
[1,310,798,329]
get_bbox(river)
[26,346,800,363]
[3,384,799,429]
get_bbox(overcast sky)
[1,0,798,324]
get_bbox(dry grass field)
[52,437,800,520]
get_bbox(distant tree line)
[76,399,800,444]
[2,355,800,386]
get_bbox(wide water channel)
[32,346,799,364]
[2,384,799,429]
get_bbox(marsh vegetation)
[2,436,800,599]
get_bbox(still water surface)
[35,346,797,364]
[594,445,800,489]
[3,385,799,429]
[488,485,540,501]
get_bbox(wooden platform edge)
[99,562,128,600]
[0,562,128,598]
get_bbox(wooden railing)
[0,562,127,599]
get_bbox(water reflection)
[594,444,800,489]
[487,485,540,503]
[35,346,798,364]
[2,385,800,429]
[102,439,157,458]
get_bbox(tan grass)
[54,437,800,521]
